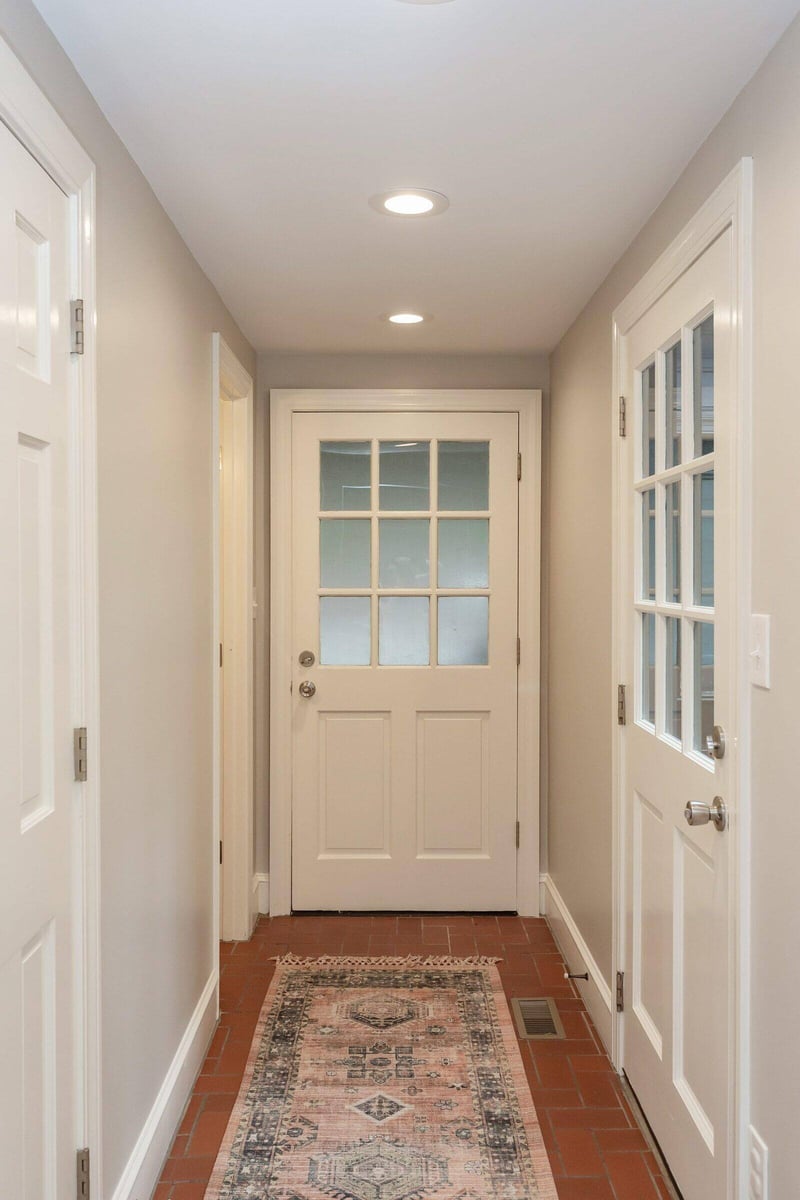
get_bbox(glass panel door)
[634,310,715,758]
[317,438,492,667]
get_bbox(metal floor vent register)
[511,997,565,1040]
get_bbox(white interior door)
[291,411,519,910]
[621,231,734,1200]
[0,124,80,1196]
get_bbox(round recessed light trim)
[395,1,456,5]
[370,189,450,218]
[385,312,428,325]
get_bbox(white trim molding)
[0,32,102,1197]
[253,872,270,916]
[611,159,753,1199]
[541,874,614,1053]
[109,972,218,1200]
[212,335,255,946]
[270,389,542,917]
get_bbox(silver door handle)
[298,680,316,699]
[684,796,727,831]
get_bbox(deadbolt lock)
[299,650,315,668]
[705,724,726,760]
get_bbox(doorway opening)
[269,389,542,917]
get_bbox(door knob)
[705,724,726,760]
[298,680,317,699]
[684,796,727,831]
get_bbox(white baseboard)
[110,971,218,1200]
[253,872,270,915]
[540,873,614,1053]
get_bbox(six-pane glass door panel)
[318,440,493,666]
[636,312,715,760]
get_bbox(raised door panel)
[416,712,489,856]
[319,714,391,856]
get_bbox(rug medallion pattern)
[204,956,558,1200]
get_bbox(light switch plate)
[750,614,771,689]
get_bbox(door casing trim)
[0,31,102,1193]
[212,335,255,946]
[611,159,753,1199]
[270,388,542,917]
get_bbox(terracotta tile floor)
[154,915,675,1200]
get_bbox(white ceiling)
[34,0,799,353]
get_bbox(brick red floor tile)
[554,1128,605,1177]
[152,915,674,1200]
[604,1150,663,1199]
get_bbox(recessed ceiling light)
[369,189,449,218]
[387,312,427,325]
[395,1,456,5]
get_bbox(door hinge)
[516,637,521,666]
[617,684,627,726]
[77,1147,90,1200]
[73,727,88,782]
[70,299,85,356]
[616,970,625,1013]
[618,395,627,437]
[517,452,522,481]
[515,821,520,849]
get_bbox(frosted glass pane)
[641,362,656,477]
[379,597,429,665]
[380,441,430,511]
[694,622,714,757]
[438,519,489,588]
[693,314,714,456]
[438,597,488,665]
[320,442,371,510]
[320,597,371,665]
[693,470,714,607]
[379,520,429,587]
[438,441,489,510]
[666,616,682,741]
[665,340,682,467]
[641,488,655,601]
[641,612,655,725]
[320,520,370,587]
[665,482,681,603]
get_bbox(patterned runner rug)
[205,954,558,1200]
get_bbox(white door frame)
[212,335,255,945]
[270,388,542,917]
[611,160,753,1196]
[0,33,102,1194]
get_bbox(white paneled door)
[0,124,80,1197]
[291,411,519,910]
[621,231,734,1200]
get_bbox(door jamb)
[610,160,753,1197]
[0,32,102,1193]
[212,335,255,946]
[269,388,542,917]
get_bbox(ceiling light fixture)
[387,312,426,325]
[369,189,449,218]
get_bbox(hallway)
[155,917,675,1200]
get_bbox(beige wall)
[254,353,550,875]
[548,13,800,1193]
[0,3,254,1194]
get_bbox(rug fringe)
[271,952,502,967]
